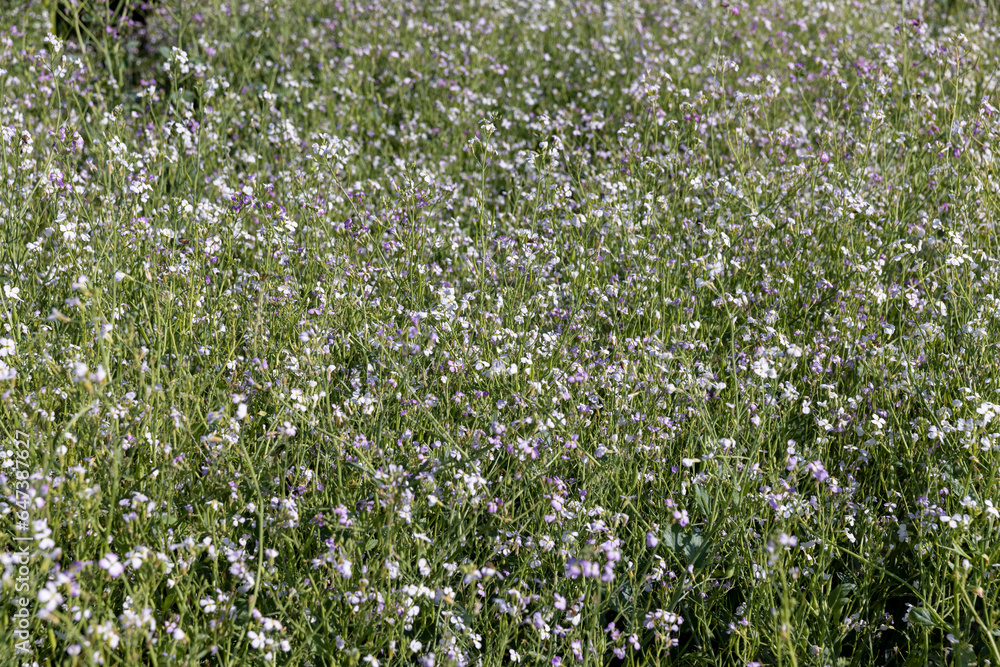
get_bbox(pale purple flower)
[98,553,125,578]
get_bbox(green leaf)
[908,607,936,627]
[694,485,712,518]
[828,583,852,624]
[661,524,684,552]
[661,524,711,569]
[159,592,177,616]
[682,532,706,564]
[954,643,975,667]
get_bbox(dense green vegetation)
[4,0,1000,664]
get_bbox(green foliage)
[1,0,1000,666]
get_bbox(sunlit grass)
[2,1,1000,665]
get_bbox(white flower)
[99,553,125,578]
[38,583,63,608]
[169,47,191,74]
[44,33,64,54]
[490,358,508,377]
[248,630,266,649]
[0,338,14,357]
[71,361,89,382]
[985,500,1000,520]
[752,357,777,379]
[410,640,423,653]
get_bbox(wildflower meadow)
[3,0,1000,664]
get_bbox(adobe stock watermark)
[9,428,35,657]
